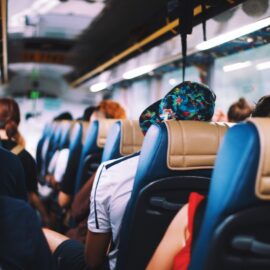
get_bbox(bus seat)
[36,122,53,176]
[39,121,60,178]
[58,120,74,150]
[116,120,230,270]
[189,118,270,270]
[101,119,144,162]
[60,122,85,196]
[73,119,118,194]
[44,122,63,172]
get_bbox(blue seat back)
[58,121,73,150]
[116,121,230,270]
[101,120,144,162]
[189,119,270,270]
[74,119,117,194]
[60,122,86,195]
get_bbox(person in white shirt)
[46,148,70,189]
[43,81,216,270]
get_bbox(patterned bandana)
[139,81,216,134]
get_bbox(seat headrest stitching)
[180,121,186,168]
[120,120,124,155]
[217,124,220,155]
[132,121,136,153]
[249,118,270,200]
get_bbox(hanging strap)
[201,0,207,41]
[11,144,24,155]
[178,0,194,81]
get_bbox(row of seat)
[36,119,144,196]
[37,118,270,270]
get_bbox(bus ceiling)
[3,0,270,91]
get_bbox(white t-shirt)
[88,152,140,270]
[47,150,59,174]
[54,148,69,183]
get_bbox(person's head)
[82,106,96,121]
[227,98,253,123]
[0,98,20,140]
[212,108,228,122]
[90,100,126,121]
[53,112,73,121]
[139,81,216,135]
[252,95,270,117]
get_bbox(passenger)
[43,81,216,270]
[212,108,227,122]
[77,106,97,121]
[251,95,270,117]
[0,195,53,270]
[53,111,73,121]
[227,97,253,122]
[58,99,126,208]
[0,147,27,201]
[146,95,270,270]
[0,98,50,225]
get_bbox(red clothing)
[173,192,205,270]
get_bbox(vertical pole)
[1,0,8,83]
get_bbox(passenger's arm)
[29,191,50,227]
[146,204,189,270]
[42,228,69,253]
[58,191,72,208]
[86,163,113,269]
[85,230,111,269]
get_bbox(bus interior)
[0,0,270,269]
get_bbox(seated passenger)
[0,98,49,225]
[0,147,27,201]
[58,99,126,208]
[251,95,270,117]
[0,195,53,269]
[146,95,270,270]
[227,97,253,122]
[212,108,227,122]
[43,81,216,270]
[53,111,73,121]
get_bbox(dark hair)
[252,95,270,117]
[0,98,20,140]
[227,98,253,122]
[53,112,73,121]
[82,106,96,121]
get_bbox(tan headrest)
[249,118,270,200]
[120,120,144,156]
[81,121,90,145]
[166,120,232,170]
[97,119,119,148]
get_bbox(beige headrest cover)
[249,118,270,200]
[81,121,90,145]
[97,119,119,148]
[120,120,144,156]
[166,120,232,170]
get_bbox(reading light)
[123,65,155,80]
[256,61,270,71]
[223,61,252,72]
[196,17,270,51]
[90,82,108,92]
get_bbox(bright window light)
[123,65,155,80]
[256,61,270,71]
[10,0,60,29]
[89,82,108,92]
[196,17,270,51]
[223,61,252,72]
